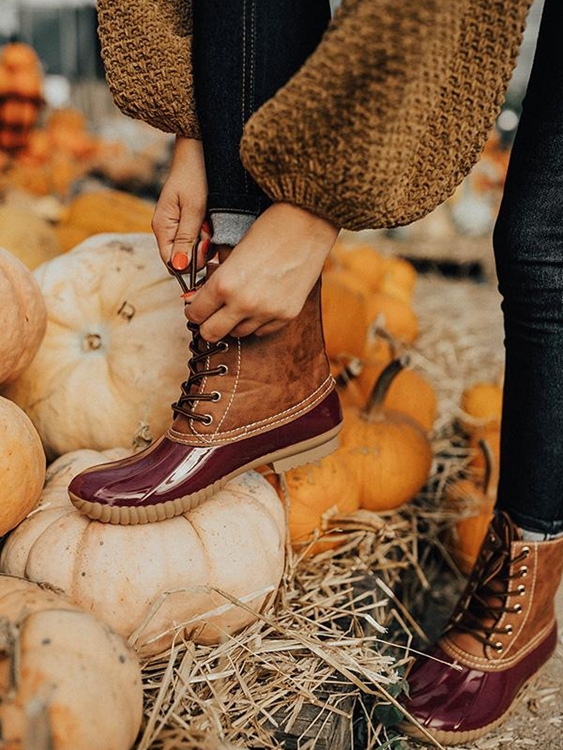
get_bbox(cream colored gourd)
[0,247,46,384]
[1,450,286,657]
[0,396,45,535]
[0,205,62,269]
[0,575,143,750]
[3,233,191,457]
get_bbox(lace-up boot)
[69,272,342,524]
[400,511,563,745]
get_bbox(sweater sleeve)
[96,0,200,139]
[239,0,532,231]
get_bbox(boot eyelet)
[202,414,213,425]
[521,546,530,557]
[218,365,228,375]
[493,642,504,653]
[211,391,221,402]
[517,584,526,596]
[218,341,229,352]
[505,624,514,635]
[514,603,523,614]
[519,565,528,577]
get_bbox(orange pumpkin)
[339,358,433,511]
[334,343,437,432]
[61,189,154,236]
[0,43,43,153]
[378,256,418,303]
[283,451,361,555]
[364,291,419,343]
[460,380,503,433]
[321,270,369,359]
[336,244,386,291]
[446,439,497,574]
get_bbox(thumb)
[169,211,206,271]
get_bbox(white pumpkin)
[0,246,47,384]
[3,233,191,458]
[0,396,46,536]
[1,449,286,657]
[0,575,143,750]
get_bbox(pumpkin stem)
[477,437,495,497]
[335,357,363,388]
[369,315,399,358]
[83,333,103,352]
[363,354,410,415]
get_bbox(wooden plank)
[271,686,356,750]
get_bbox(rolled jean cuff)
[501,508,563,537]
[210,210,257,246]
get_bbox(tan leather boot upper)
[440,512,563,670]
[169,280,334,445]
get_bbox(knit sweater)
[96,0,532,230]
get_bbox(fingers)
[153,135,209,267]
[191,310,277,342]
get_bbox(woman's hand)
[152,135,210,269]
[186,202,339,341]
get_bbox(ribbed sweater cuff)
[253,173,367,231]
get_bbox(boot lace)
[167,252,228,425]
[172,322,228,425]
[446,513,530,653]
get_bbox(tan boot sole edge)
[69,425,342,525]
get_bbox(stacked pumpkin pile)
[445,378,503,573]
[0,234,289,749]
[0,223,505,747]
[281,242,437,555]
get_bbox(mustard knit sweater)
[96,0,532,230]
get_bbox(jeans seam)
[242,0,250,194]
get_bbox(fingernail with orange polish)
[171,252,189,270]
[181,290,197,299]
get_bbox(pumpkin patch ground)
[1,229,562,749]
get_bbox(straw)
[133,268,506,750]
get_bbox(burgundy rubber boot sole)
[69,389,342,525]
[399,621,557,745]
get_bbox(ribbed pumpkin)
[3,233,191,458]
[339,358,433,511]
[0,205,62,269]
[378,256,417,303]
[0,575,142,750]
[445,439,496,574]
[460,380,503,433]
[283,451,361,555]
[321,270,369,359]
[0,42,43,153]
[364,291,419,343]
[334,343,437,432]
[0,396,45,536]
[0,450,286,657]
[336,244,385,292]
[61,189,154,236]
[0,247,46,383]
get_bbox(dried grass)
[134,271,506,750]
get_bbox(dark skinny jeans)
[494,0,563,535]
[193,0,563,535]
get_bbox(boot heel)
[270,435,340,473]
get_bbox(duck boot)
[68,278,342,524]
[400,511,563,745]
